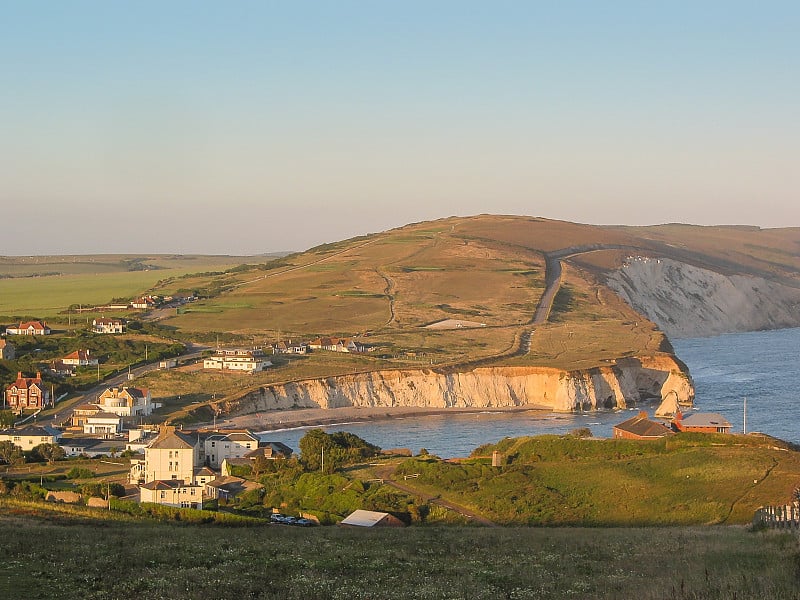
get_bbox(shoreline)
[211,404,554,433]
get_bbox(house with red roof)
[673,411,732,434]
[6,320,50,336]
[613,411,675,440]
[62,349,99,366]
[4,371,51,412]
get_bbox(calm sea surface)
[260,328,800,458]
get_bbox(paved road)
[38,343,210,428]
[532,244,643,326]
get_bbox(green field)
[0,255,258,317]
[0,499,798,599]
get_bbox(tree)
[299,429,381,473]
[0,410,14,428]
[0,440,23,468]
[32,443,65,464]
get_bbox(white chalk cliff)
[225,354,693,418]
[605,257,800,339]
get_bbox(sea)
[260,328,800,458]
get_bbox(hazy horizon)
[2,2,798,255]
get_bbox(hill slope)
[155,215,800,346]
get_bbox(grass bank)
[0,502,797,599]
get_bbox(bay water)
[261,328,800,458]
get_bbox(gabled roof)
[0,425,60,438]
[9,372,44,389]
[340,509,404,527]
[149,429,198,450]
[64,349,92,361]
[194,466,216,477]
[613,413,674,438]
[140,479,187,491]
[94,317,124,324]
[15,320,48,330]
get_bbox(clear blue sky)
[2,1,798,254]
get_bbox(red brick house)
[5,371,51,412]
[673,411,732,433]
[613,412,675,440]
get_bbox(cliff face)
[605,257,800,339]
[225,354,693,417]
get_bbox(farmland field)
[0,255,259,317]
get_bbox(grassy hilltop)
[3,215,799,415]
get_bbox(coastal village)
[0,308,735,520]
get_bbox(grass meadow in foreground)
[1,508,798,600]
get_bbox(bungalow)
[0,425,62,451]
[246,441,293,460]
[48,360,76,378]
[673,411,733,434]
[0,339,15,360]
[92,318,125,334]
[6,320,50,336]
[613,412,675,440]
[62,349,98,366]
[83,412,123,436]
[59,437,126,458]
[308,337,365,353]
[131,296,158,310]
[4,371,51,412]
[272,340,308,355]
[205,476,263,502]
[340,509,405,528]
[203,348,272,373]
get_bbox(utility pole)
[743,397,747,435]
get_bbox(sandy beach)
[213,405,546,433]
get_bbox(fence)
[753,505,800,529]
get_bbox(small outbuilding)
[673,411,732,433]
[339,509,405,528]
[613,411,675,440]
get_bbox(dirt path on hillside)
[372,463,498,527]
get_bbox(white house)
[203,348,272,373]
[139,479,203,509]
[62,349,99,366]
[83,412,123,436]
[92,318,125,334]
[6,320,50,336]
[0,425,61,451]
[131,426,218,508]
[97,386,154,417]
[204,430,261,469]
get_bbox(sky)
[1,1,798,255]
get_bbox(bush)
[67,467,95,480]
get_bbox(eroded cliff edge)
[224,354,693,419]
[605,257,800,339]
